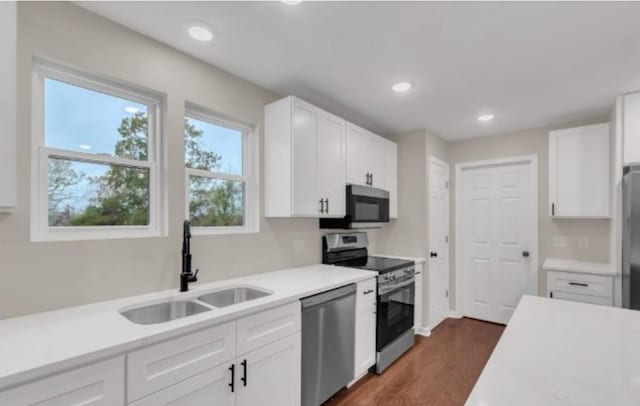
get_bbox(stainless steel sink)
[198,287,271,308]
[120,300,211,325]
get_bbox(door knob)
[522,251,530,258]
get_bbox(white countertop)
[467,295,640,406]
[543,258,617,276]
[0,264,374,390]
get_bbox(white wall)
[0,2,338,318]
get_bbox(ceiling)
[78,1,640,140]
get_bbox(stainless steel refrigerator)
[623,166,640,309]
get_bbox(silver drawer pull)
[363,289,374,295]
[569,282,589,287]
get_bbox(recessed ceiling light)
[79,144,92,151]
[125,106,139,114]
[392,81,412,93]
[282,0,302,4]
[187,24,214,42]
[477,114,495,122]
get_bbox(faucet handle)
[189,269,199,282]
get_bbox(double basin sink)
[120,287,272,325]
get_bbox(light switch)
[553,235,569,248]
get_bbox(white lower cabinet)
[546,270,614,306]
[235,333,301,406]
[414,263,423,331]
[129,363,234,406]
[353,277,376,382]
[0,356,125,406]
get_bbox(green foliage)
[47,113,245,227]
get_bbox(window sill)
[191,226,258,236]
[31,227,165,242]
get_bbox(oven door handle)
[379,278,415,295]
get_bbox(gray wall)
[448,121,611,308]
[0,2,337,318]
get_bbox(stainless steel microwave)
[319,185,390,229]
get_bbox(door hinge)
[445,235,449,244]
[445,290,449,298]
[445,181,449,189]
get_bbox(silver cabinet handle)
[569,282,589,287]
[363,289,374,295]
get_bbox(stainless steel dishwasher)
[301,284,356,406]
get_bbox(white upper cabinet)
[382,139,398,218]
[549,123,610,218]
[346,123,386,188]
[265,96,346,218]
[0,1,16,212]
[623,92,640,165]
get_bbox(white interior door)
[459,158,537,325]
[428,157,450,330]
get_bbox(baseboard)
[415,326,432,337]
[448,310,463,319]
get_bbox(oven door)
[376,281,415,350]
[347,185,390,226]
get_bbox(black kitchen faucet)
[180,220,199,292]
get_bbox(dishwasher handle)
[301,284,356,309]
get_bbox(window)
[31,61,164,241]
[184,106,258,234]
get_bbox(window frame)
[184,105,259,235]
[31,60,166,242]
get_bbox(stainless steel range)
[322,232,415,374]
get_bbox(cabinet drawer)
[129,363,234,406]
[356,278,377,308]
[237,302,301,356]
[550,291,613,306]
[127,322,236,402]
[547,271,612,298]
[0,357,124,406]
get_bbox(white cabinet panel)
[292,101,320,216]
[236,302,301,356]
[353,278,376,381]
[624,92,640,165]
[549,123,610,218]
[346,123,371,187]
[550,291,612,306]
[127,322,236,402]
[236,333,301,406]
[317,114,346,216]
[265,96,346,218]
[0,357,124,406]
[414,265,423,331]
[130,363,234,406]
[383,139,398,218]
[369,135,386,188]
[0,1,16,211]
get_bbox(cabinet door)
[0,357,124,406]
[624,93,640,165]
[354,278,376,379]
[317,114,346,217]
[549,123,610,217]
[383,140,398,218]
[346,123,371,186]
[127,321,236,402]
[292,100,320,216]
[0,1,16,211]
[236,302,301,356]
[368,135,386,188]
[130,363,234,406]
[236,333,301,406]
[550,291,612,306]
[414,266,423,331]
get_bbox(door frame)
[454,154,539,318]
[427,156,451,330]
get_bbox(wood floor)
[324,317,505,406]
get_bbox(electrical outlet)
[578,236,589,249]
[553,235,569,248]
